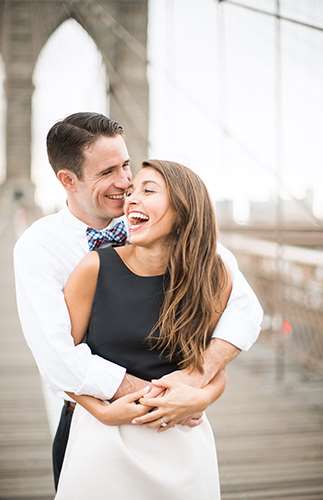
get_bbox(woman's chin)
[128,226,171,247]
[128,229,146,245]
[128,229,155,247]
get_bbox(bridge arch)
[32,18,108,211]
[0,0,148,207]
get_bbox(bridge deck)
[0,224,54,499]
[1,224,322,499]
[209,345,323,499]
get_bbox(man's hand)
[139,341,235,429]
[131,371,225,432]
[153,370,206,427]
[110,340,236,428]
[132,381,208,431]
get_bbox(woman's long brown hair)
[143,160,231,372]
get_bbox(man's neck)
[66,202,112,230]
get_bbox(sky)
[0,0,322,217]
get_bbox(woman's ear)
[56,169,78,192]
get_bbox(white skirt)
[55,404,221,500]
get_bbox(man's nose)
[115,170,131,189]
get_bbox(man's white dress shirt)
[14,207,263,401]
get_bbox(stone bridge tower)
[0,0,148,207]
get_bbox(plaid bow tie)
[86,220,127,251]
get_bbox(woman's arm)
[64,252,152,424]
[64,251,99,345]
[66,388,151,426]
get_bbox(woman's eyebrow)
[142,180,159,186]
[127,180,159,189]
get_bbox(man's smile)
[105,193,125,201]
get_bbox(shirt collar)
[59,206,127,234]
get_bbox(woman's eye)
[125,191,133,197]
[144,189,154,194]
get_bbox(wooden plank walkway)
[1,218,322,499]
[209,344,323,499]
[0,222,54,499]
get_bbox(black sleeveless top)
[86,246,180,380]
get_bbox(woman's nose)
[126,192,138,204]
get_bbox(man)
[14,112,263,489]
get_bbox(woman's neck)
[120,243,170,277]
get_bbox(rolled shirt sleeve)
[213,243,263,350]
[14,237,126,400]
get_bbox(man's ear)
[56,169,79,192]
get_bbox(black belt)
[64,400,76,413]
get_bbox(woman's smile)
[127,210,150,232]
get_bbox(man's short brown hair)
[46,112,124,178]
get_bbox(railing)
[222,232,323,377]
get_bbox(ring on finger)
[160,417,169,428]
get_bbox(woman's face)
[124,167,176,246]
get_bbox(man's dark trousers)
[52,403,73,490]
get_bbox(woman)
[55,160,232,499]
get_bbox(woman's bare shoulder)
[77,250,100,271]
[66,251,100,289]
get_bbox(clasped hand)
[98,369,225,431]
[132,378,208,432]
[97,380,204,430]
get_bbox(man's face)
[74,134,131,225]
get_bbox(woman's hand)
[97,387,153,426]
[131,370,226,431]
[131,381,210,431]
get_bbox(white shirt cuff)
[75,355,127,400]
